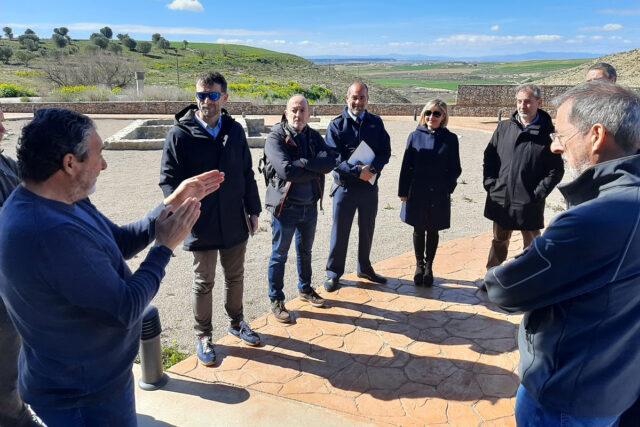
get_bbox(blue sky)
[2,0,639,58]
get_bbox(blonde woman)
[398,100,461,286]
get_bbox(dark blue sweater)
[0,186,172,409]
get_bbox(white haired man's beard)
[562,153,591,180]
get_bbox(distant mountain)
[307,51,604,64]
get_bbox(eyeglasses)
[196,92,222,101]
[550,129,580,148]
[424,110,443,118]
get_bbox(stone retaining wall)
[0,84,594,118]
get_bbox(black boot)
[413,230,426,286]
[423,231,439,287]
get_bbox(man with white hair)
[485,81,640,425]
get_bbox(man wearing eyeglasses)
[482,84,564,284]
[485,82,640,426]
[160,71,262,366]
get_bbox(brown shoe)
[271,300,291,323]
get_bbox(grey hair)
[588,62,617,81]
[286,94,309,108]
[515,83,541,99]
[552,81,640,153]
[419,99,449,128]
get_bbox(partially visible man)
[482,83,564,278]
[324,83,391,292]
[0,108,223,426]
[0,109,43,427]
[485,82,640,426]
[160,71,262,367]
[263,95,336,323]
[586,62,617,83]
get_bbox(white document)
[347,141,377,185]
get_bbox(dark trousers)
[31,373,136,427]
[486,222,540,269]
[0,297,31,427]
[192,240,247,338]
[268,204,318,301]
[326,184,378,279]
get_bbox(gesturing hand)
[164,170,225,212]
[155,197,201,251]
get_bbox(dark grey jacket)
[483,109,564,230]
[263,120,336,217]
[0,153,20,207]
[485,154,640,417]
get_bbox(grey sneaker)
[299,288,325,308]
[271,300,291,323]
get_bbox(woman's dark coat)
[398,126,462,230]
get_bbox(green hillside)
[0,36,409,103]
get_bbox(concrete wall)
[0,84,584,118]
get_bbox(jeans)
[268,204,317,301]
[516,385,620,427]
[31,372,137,427]
[192,240,247,337]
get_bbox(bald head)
[346,82,369,117]
[285,95,310,131]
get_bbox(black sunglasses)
[424,110,443,118]
[196,92,222,101]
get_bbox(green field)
[370,79,512,91]
[336,59,591,94]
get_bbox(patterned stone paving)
[170,231,528,426]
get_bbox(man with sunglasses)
[482,84,563,285]
[324,82,391,292]
[160,71,262,366]
[485,82,640,426]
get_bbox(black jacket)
[0,153,20,207]
[398,126,461,230]
[159,106,261,250]
[263,119,336,217]
[326,108,391,188]
[483,109,564,230]
[485,154,640,417]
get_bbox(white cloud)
[273,40,286,44]
[435,34,563,45]
[59,23,278,37]
[580,23,623,31]
[216,38,243,44]
[167,0,204,12]
[299,40,311,45]
[609,36,622,40]
[576,35,587,39]
[591,35,604,40]
[603,23,623,31]
[491,25,500,31]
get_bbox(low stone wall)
[0,84,588,118]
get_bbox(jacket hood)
[559,154,640,207]
[173,105,233,136]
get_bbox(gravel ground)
[1,116,568,353]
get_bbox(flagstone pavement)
[169,231,528,426]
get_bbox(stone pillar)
[136,72,145,97]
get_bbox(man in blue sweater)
[0,109,223,426]
[485,82,640,425]
[324,83,391,292]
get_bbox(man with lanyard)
[324,82,391,292]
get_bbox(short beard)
[563,154,591,180]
